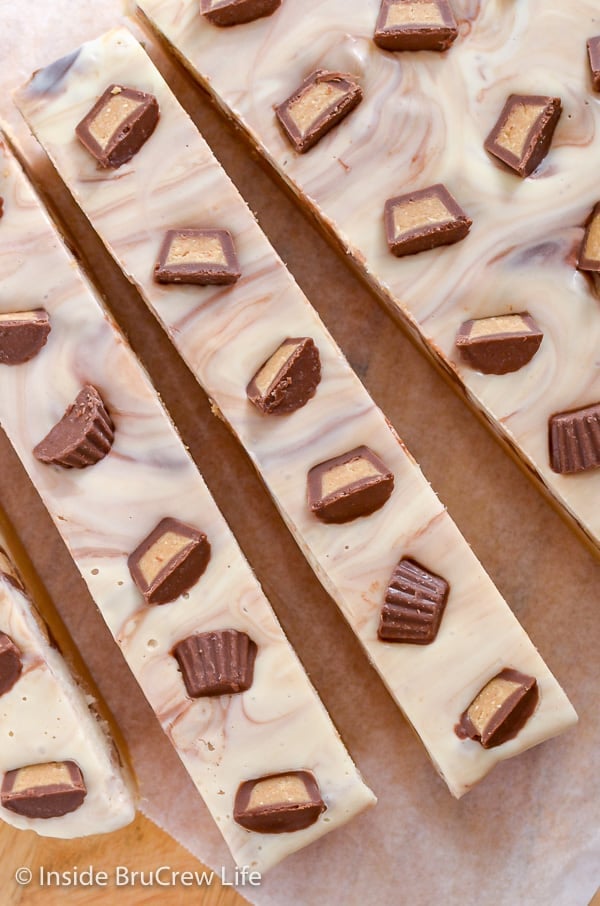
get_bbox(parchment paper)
[0,3,597,904]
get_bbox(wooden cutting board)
[0,814,246,905]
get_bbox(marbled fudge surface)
[0,140,375,871]
[137,0,600,551]
[0,528,135,837]
[15,27,577,798]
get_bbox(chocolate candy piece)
[549,402,600,475]
[384,184,471,257]
[246,337,321,415]
[484,94,562,178]
[128,517,211,605]
[308,446,394,523]
[154,228,241,286]
[0,310,51,365]
[457,669,538,749]
[75,84,159,169]
[374,0,458,52]
[378,558,449,644]
[455,312,543,375]
[0,196,4,218]
[275,70,363,154]
[0,632,22,696]
[1,761,86,818]
[588,36,600,91]
[577,202,600,272]
[234,770,325,833]
[200,0,281,27]
[173,628,257,697]
[33,385,114,469]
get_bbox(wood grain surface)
[0,814,246,905]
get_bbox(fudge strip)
[16,28,577,797]
[134,0,600,555]
[0,519,135,836]
[0,140,374,870]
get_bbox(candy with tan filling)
[75,84,159,168]
[0,632,22,696]
[275,70,363,154]
[128,517,211,605]
[246,337,321,414]
[0,310,50,365]
[33,385,114,469]
[577,201,600,272]
[384,184,471,257]
[234,770,325,833]
[307,446,394,523]
[200,0,281,27]
[457,669,539,749]
[173,629,257,697]
[154,228,241,285]
[549,402,600,474]
[1,761,86,819]
[455,312,543,375]
[374,0,458,52]
[484,94,562,178]
[588,36,600,91]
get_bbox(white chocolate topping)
[15,28,576,800]
[0,139,374,870]
[0,529,135,838]
[134,0,600,551]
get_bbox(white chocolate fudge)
[135,0,600,551]
[0,523,135,837]
[0,139,374,871]
[15,28,577,797]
